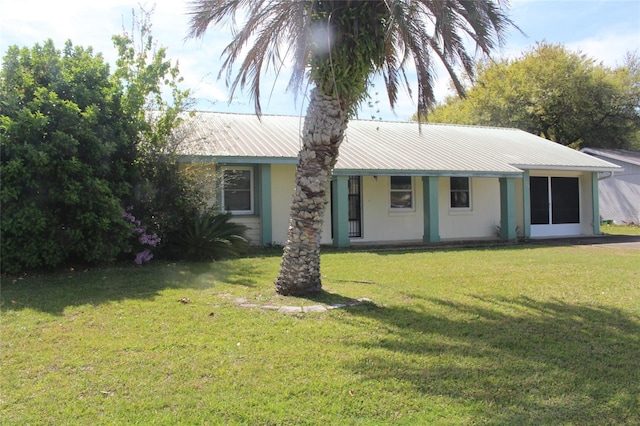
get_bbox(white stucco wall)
[352,176,504,243]
[267,170,508,244]
[438,177,502,240]
[355,175,425,243]
[579,173,596,235]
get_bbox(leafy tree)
[427,43,640,149]
[1,40,137,273]
[188,0,515,295]
[111,7,206,258]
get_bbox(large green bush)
[128,158,207,260]
[1,41,137,273]
[1,10,213,274]
[109,9,206,261]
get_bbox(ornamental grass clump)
[122,210,161,264]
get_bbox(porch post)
[422,176,440,243]
[592,172,601,235]
[522,171,531,239]
[500,177,517,240]
[259,164,272,245]
[331,175,350,248]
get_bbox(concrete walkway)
[532,234,640,250]
[234,297,372,313]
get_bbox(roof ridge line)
[190,110,522,131]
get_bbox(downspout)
[598,171,615,181]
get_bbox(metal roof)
[179,112,302,159]
[177,112,621,176]
[580,148,640,167]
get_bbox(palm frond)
[187,0,516,117]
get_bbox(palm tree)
[187,0,516,295]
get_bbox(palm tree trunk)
[274,88,348,295]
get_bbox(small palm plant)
[173,211,248,261]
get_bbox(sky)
[1,0,639,121]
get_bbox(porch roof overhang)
[514,164,622,173]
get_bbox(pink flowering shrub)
[122,209,161,264]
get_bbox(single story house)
[581,148,640,225]
[177,112,621,247]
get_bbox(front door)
[348,176,362,238]
[530,176,581,237]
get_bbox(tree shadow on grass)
[345,241,530,257]
[295,289,371,307]
[0,260,263,316]
[342,295,640,424]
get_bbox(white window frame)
[449,177,472,211]
[221,167,254,215]
[389,176,414,211]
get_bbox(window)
[222,168,253,214]
[390,176,413,209]
[450,177,470,209]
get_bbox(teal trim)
[422,176,440,243]
[500,177,517,240]
[215,172,223,212]
[333,169,523,179]
[522,171,531,238]
[219,165,256,215]
[592,172,601,235]
[260,164,273,245]
[331,176,350,248]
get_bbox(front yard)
[602,223,640,235]
[2,242,639,424]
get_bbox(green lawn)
[2,243,639,424]
[602,223,640,236]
